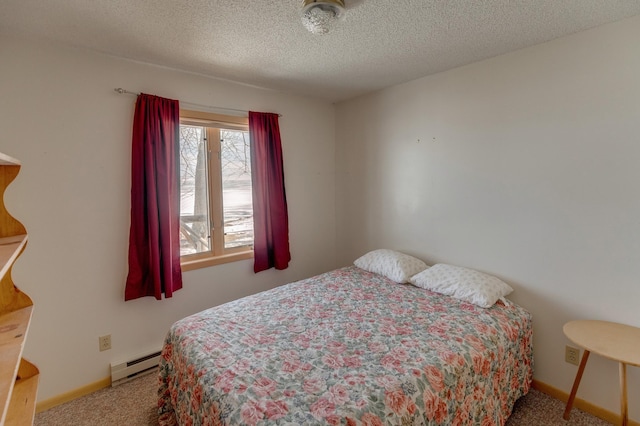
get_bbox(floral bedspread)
[158,266,533,425]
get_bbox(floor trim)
[532,379,639,426]
[35,377,111,413]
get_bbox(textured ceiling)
[2,0,640,102]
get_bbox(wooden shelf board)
[0,346,23,426]
[0,154,20,167]
[6,359,39,426]
[0,235,27,282]
[0,305,31,346]
[0,306,33,425]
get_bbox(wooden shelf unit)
[0,152,38,426]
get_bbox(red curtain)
[249,111,291,273]
[125,94,183,300]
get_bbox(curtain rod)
[113,88,282,117]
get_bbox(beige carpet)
[35,371,612,425]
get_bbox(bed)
[158,265,533,425]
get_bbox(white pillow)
[409,263,513,308]
[354,249,428,283]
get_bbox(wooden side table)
[563,320,640,426]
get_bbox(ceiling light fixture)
[301,0,346,35]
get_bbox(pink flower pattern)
[158,267,533,425]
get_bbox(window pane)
[179,125,211,256]
[220,130,253,249]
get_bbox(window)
[178,110,253,270]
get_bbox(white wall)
[0,37,336,402]
[336,15,640,421]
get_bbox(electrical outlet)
[565,345,580,365]
[99,335,111,352]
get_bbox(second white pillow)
[409,263,513,308]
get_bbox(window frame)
[178,109,254,272]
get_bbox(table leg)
[620,362,628,426]
[563,349,590,420]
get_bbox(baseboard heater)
[110,350,162,387]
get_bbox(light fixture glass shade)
[301,0,345,34]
